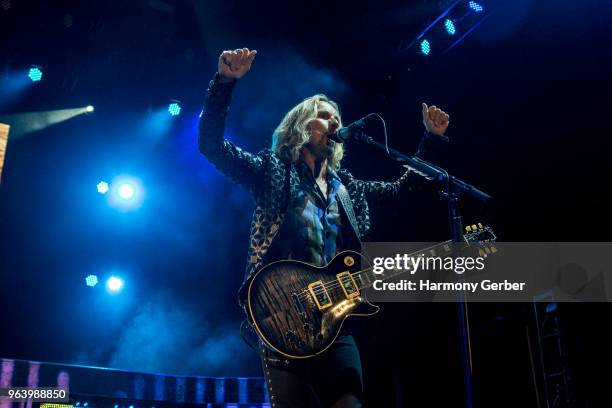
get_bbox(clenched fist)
[218,48,257,82]
[422,103,450,136]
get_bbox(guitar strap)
[335,185,362,244]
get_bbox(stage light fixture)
[107,276,124,293]
[28,67,43,82]
[85,275,99,287]
[97,181,109,194]
[445,19,456,35]
[468,1,483,12]
[117,183,135,200]
[168,102,181,116]
[85,105,94,113]
[107,175,145,211]
[420,39,431,55]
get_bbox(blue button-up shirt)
[264,161,350,267]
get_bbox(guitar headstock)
[463,222,497,256]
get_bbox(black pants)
[260,335,364,408]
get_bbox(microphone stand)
[359,133,492,408]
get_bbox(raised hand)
[422,103,450,136]
[218,48,257,82]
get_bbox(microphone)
[329,113,379,143]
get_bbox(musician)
[198,47,450,408]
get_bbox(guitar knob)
[344,256,355,266]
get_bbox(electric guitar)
[246,223,496,358]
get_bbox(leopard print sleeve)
[198,73,265,194]
[339,167,424,200]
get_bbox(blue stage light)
[83,403,88,407]
[168,102,181,116]
[85,275,99,287]
[420,39,431,55]
[468,1,483,12]
[107,276,124,293]
[97,181,109,194]
[107,175,145,211]
[117,183,135,200]
[445,19,456,35]
[28,67,43,82]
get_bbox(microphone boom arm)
[361,135,492,204]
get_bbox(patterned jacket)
[198,74,422,307]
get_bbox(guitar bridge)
[308,280,332,310]
[292,292,308,323]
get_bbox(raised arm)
[198,48,265,194]
[350,102,450,199]
[339,168,431,200]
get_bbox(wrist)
[424,129,449,142]
[216,72,237,84]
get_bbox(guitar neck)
[356,240,472,290]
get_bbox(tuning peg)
[465,225,472,232]
[491,246,498,253]
[478,248,486,257]
[478,222,483,229]
[484,247,491,254]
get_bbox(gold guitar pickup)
[336,271,360,300]
[308,280,332,310]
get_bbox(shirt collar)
[296,160,340,182]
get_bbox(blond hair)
[271,94,344,169]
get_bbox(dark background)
[1,0,611,406]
